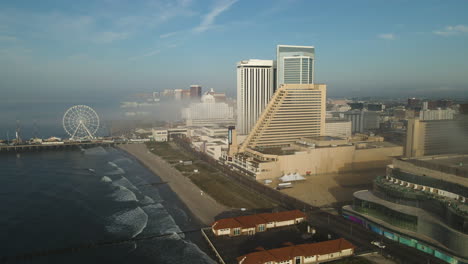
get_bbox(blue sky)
[0,0,467,102]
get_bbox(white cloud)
[160,31,178,39]
[93,31,129,43]
[129,49,161,60]
[193,0,238,33]
[433,25,468,36]
[378,33,396,40]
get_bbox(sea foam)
[110,185,138,202]
[106,207,148,238]
[141,203,183,239]
[101,176,112,183]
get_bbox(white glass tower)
[276,45,315,88]
[237,59,276,135]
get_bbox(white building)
[237,59,276,135]
[152,129,168,142]
[201,127,228,137]
[182,90,234,127]
[325,119,352,138]
[174,89,183,101]
[276,45,315,88]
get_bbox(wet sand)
[118,143,227,226]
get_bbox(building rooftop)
[409,155,468,175]
[237,238,355,264]
[212,210,306,231]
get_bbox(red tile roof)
[237,239,355,264]
[234,214,266,228]
[212,210,306,231]
[212,218,241,230]
[257,210,306,223]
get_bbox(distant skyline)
[1,0,468,103]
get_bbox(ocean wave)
[107,162,126,175]
[112,158,133,164]
[83,147,107,155]
[140,195,155,205]
[110,185,138,202]
[101,176,112,183]
[107,168,125,175]
[181,241,217,264]
[141,204,183,238]
[106,207,148,238]
[114,177,139,193]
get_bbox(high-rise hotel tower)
[236,59,276,135]
[276,45,315,88]
[239,83,326,152]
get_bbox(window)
[258,224,265,232]
[233,228,241,235]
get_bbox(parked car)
[371,241,386,248]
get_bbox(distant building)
[405,118,468,158]
[367,103,385,111]
[325,119,352,138]
[182,90,234,127]
[237,238,356,264]
[344,110,380,133]
[348,102,364,110]
[181,89,191,99]
[236,59,276,135]
[162,89,174,97]
[343,155,468,263]
[419,108,455,121]
[459,103,468,115]
[407,98,422,109]
[174,89,183,101]
[344,110,364,133]
[190,85,202,99]
[211,210,306,237]
[152,128,168,142]
[276,45,315,88]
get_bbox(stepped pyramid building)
[239,83,326,152]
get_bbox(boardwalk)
[0,141,131,153]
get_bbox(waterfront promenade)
[0,141,125,152]
[118,143,227,225]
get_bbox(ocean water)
[0,147,216,263]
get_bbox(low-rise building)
[152,128,168,142]
[325,119,352,138]
[343,155,468,264]
[232,136,402,180]
[405,117,468,158]
[211,210,306,237]
[237,238,356,264]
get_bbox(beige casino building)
[229,83,402,180]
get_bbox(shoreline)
[118,143,228,226]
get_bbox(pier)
[0,141,137,153]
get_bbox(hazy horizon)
[1,0,468,103]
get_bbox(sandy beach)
[118,143,227,225]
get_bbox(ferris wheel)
[63,105,100,139]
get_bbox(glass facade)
[343,211,467,264]
[277,45,315,88]
[354,198,418,231]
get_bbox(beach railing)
[201,227,226,264]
